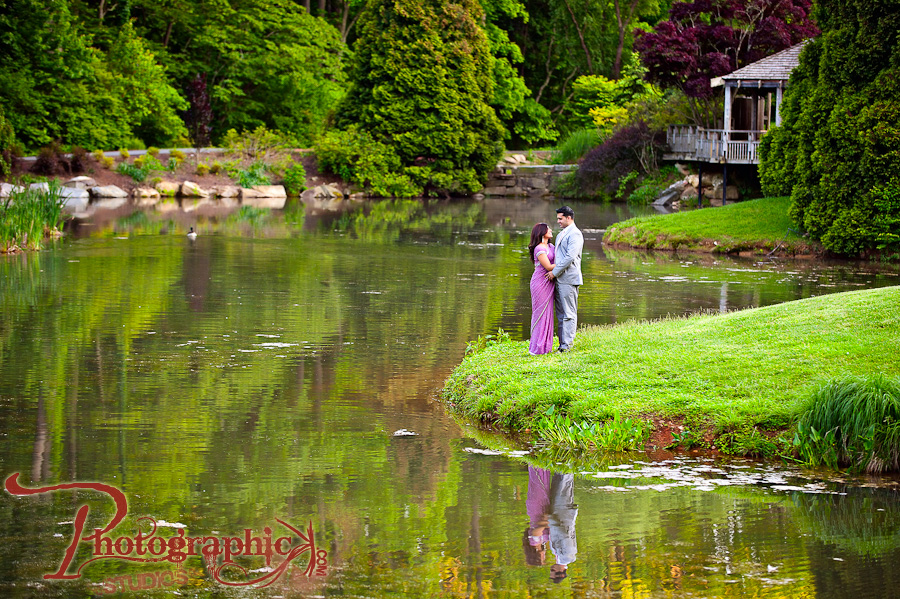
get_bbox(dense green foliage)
[795,375,900,473]
[759,0,900,256]
[330,0,505,195]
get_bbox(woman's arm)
[536,246,554,272]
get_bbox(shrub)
[233,162,270,188]
[69,147,88,172]
[170,149,186,161]
[316,127,420,197]
[0,108,15,179]
[550,128,600,165]
[101,156,114,169]
[196,163,210,176]
[119,148,130,159]
[575,122,666,198]
[281,162,307,195]
[147,146,160,157]
[223,126,296,163]
[795,375,900,473]
[116,161,147,182]
[209,161,223,175]
[32,141,70,176]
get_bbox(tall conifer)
[336,0,505,194]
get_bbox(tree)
[635,0,818,126]
[334,0,505,195]
[480,0,557,146]
[0,0,186,150]
[759,0,900,256]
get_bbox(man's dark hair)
[556,205,575,218]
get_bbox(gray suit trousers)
[554,283,579,350]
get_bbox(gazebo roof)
[711,41,810,87]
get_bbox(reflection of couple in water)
[522,466,578,583]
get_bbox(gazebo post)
[697,162,703,208]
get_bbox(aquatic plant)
[536,407,649,452]
[465,329,510,356]
[794,375,900,473]
[0,179,68,252]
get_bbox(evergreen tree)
[336,0,505,195]
[759,0,900,256]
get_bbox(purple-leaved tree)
[635,0,818,125]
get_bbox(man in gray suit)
[546,206,583,352]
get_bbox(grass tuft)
[795,375,900,473]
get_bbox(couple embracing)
[528,206,584,355]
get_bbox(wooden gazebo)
[665,41,808,166]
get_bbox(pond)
[1,197,899,598]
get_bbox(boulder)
[680,185,698,200]
[180,181,209,198]
[512,153,528,164]
[685,174,700,188]
[59,187,89,212]
[250,185,287,198]
[0,182,23,198]
[219,196,240,208]
[213,185,240,198]
[133,187,160,199]
[64,176,97,189]
[703,185,740,200]
[89,185,129,199]
[700,173,723,188]
[653,181,685,207]
[155,181,180,196]
[311,184,343,199]
[28,182,50,193]
[675,163,692,176]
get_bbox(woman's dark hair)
[522,527,545,566]
[528,223,549,261]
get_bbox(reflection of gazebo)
[664,41,809,205]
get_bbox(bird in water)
[187,227,198,240]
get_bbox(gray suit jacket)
[552,224,583,285]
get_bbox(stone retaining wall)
[481,164,576,197]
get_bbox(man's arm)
[552,231,581,277]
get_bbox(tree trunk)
[612,0,640,79]
[561,0,593,74]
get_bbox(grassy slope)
[604,196,811,254]
[443,286,900,434]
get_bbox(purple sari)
[529,244,555,355]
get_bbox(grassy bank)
[443,286,900,459]
[604,196,816,255]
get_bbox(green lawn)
[443,286,900,438]
[604,196,811,254]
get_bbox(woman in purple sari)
[528,223,556,355]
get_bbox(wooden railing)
[666,126,764,164]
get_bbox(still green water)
[1,197,899,598]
